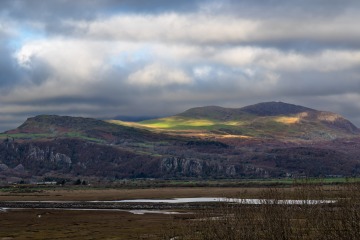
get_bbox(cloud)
[213,47,360,72]
[128,63,192,86]
[73,14,258,45]
[0,31,24,91]
[1,0,360,131]
[59,8,360,49]
[0,0,206,24]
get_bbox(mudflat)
[0,187,254,239]
[0,208,189,240]
[0,185,346,239]
[0,187,270,201]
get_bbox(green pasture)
[0,132,103,143]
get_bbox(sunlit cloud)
[128,63,192,86]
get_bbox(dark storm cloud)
[276,70,360,97]
[2,0,358,50]
[0,40,52,91]
[0,0,205,20]
[0,0,207,38]
[223,0,359,17]
[2,0,356,21]
[0,35,22,91]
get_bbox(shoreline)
[0,201,217,210]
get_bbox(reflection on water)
[121,197,335,215]
[128,210,189,215]
[114,197,336,205]
[0,198,336,215]
[0,208,189,215]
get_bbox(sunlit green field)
[0,132,103,142]
[108,115,332,139]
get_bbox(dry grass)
[0,209,189,240]
[275,116,300,124]
[1,185,359,239]
[169,183,360,240]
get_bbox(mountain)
[239,101,315,116]
[178,102,315,119]
[112,115,161,122]
[1,102,360,182]
[4,115,167,143]
[138,102,359,140]
[0,115,181,181]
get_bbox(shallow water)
[127,209,189,215]
[0,207,188,215]
[3,197,336,205]
[0,198,335,215]
[111,197,336,205]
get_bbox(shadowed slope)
[240,102,316,116]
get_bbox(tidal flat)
[0,187,259,240]
[0,184,357,239]
[0,208,190,240]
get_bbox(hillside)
[135,102,359,140]
[1,102,360,182]
[4,115,167,143]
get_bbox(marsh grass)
[166,182,360,240]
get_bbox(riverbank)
[0,200,219,210]
[0,187,271,201]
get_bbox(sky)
[1,0,360,131]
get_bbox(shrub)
[166,183,360,240]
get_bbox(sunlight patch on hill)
[274,117,300,124]
[139,117,216,129]
[225,121,243,126]
[108,117,217,129]
[106,120,147,128]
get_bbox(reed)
[166,182,360,240]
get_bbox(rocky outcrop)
[160,157,247,178]
[28,145,71,165]
[0,163,9,171]
[1,130,360,181]
[0,139,162,179]
[161,157,203,176]
[13,164,25,172]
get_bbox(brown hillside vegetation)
[166,183,360,240]
[1,102,359,181]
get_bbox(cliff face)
[160,157,271,178]
[0,140,252,179]
[1,137,360,181]
[27,145,72,165]
[0,139,273,180]
[0,139,162,179]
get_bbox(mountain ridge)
[1,101,360,182]
[3,102,359,140]
[3,114,169,144]
[178,102,317,119]
[139,101,359,139]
